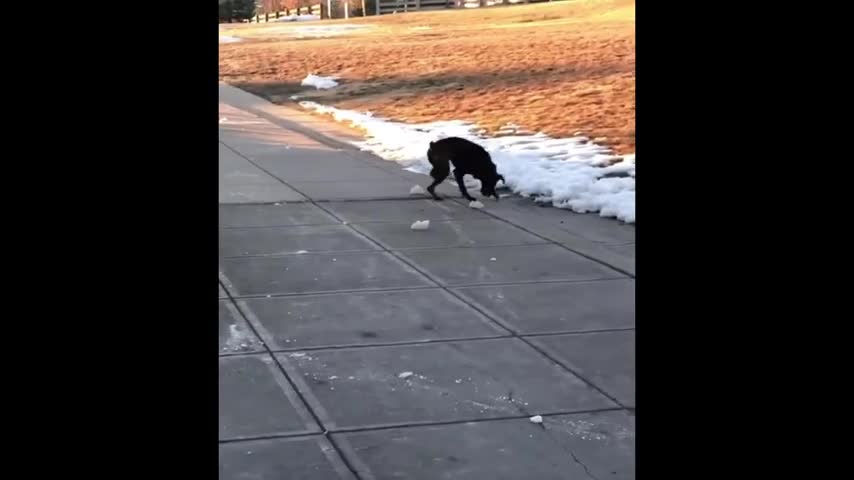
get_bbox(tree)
[219,0,258,22]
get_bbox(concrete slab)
[291,180,457,202]
[220,131,326,158]
[482,196,635,245]
[219,301,264,355]
[277,339,616,429]
[219,184,306,205]
[219,102,332,156]
[241,144,380,163]
[336,410,635,480]
[323,199,486,224]
[467,197,636,276]
[220,436,356,480]
[219,355,320,440]
[268,163,400,182]
[220,252,432,297]
[219,143,305,204]
[605,242,636,261]
[398,244,625,286]
[454,279,635,334]
[218,89,634,477]
[249,150,402,180]
[352,219,548,250]
[530,331,635,407]
[219,203,338,228]
[219,225,379,258]
[239,289,506,350]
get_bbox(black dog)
[425,137,505,201]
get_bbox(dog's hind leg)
[453,169,476,201]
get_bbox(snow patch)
[274,14,320,22]
[301,74,339,90]
[290,24,371,39]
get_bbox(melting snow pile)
[301,74,339,90]
[468,200,485,209]
[297,101,635,223]
[409,185,426,195]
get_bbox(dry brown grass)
[219,0,635,154]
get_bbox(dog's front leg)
[427,167,448,200]
[453,169,475,201]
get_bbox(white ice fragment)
[469,200,485,209]
[398,371,414,379]
[410,185,426,195]
[530,415,543,424]
[410,220,430,230]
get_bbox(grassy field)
[219,0,635,154]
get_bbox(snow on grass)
[297,101,636,223]
[301,74,339,90]
[289,24,371,38]
[274,14,320,22]
[219,35,242,44]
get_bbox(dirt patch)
[220,0,635,154]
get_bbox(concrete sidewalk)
[219,85,635,479]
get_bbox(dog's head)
[480,173,506,200]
